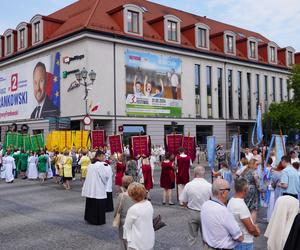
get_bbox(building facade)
[0,0,299,148]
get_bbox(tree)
[263,64,300,135]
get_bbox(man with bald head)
[179,166,212,247]
[30,62,59,119]
[201,179,243,250]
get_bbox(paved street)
[0,166,267,250]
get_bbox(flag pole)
[279,127,286,155]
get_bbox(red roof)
[1,0,297,68]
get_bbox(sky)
[0,0,299,51]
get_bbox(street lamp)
[75,67,96,115]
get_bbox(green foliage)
[288,64,300,104]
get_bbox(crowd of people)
[0,142,300,250]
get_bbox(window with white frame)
[249,41,256,58]
[168,20,178,41]
[164,15,181,43]
[19,28,25,49]
[123,4,144,36]
[226,35,234,53]
[34,21,40,43]
[270,46,276,63]
[6,34,12,55]
[198,28,207,48]
[127,10,139,34]
[287,51,294,66]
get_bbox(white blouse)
[123,200,155,250]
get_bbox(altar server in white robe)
[82,151,110,225]
[3,149,16,183]
[27,152,38,179]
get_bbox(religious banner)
[30,134,45,152]
[109,134,123,154]
[74,130,90,151]
[166,134,183,156]
[91,130,105,149]
[182,136,196,162]
[131,135,151,158]
[59,131,73,152]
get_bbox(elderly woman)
[123,182,155,250]
[114,175,134,250]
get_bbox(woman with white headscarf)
[264,195,299,250]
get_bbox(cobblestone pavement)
[0,166,267,250]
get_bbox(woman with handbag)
[123,182,155,250]
[113,175,134,250]
[160,152,175,205]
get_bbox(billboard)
[0,52,60,121]
[125,50,182,117]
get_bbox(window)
[264,76,268,111]
[197,28,207,48]
[19,28,25,49]
[164,125,184,135]
[196,125,212,147]
[206,66,212,118]
[167,20,178,42]
[256,74,260,109]
[249,41,256,58]
[6,34,12,54]
[127,10,139,34]
[270,46,276,63]
[287,79,290,101]
[247,73,251,118]
[237,71,242,119]
[195,64,201,116]
[288,51,293,66]
[228,69,233,119]
[272,77,276,102]
[226,35,234,53]
[34,21,40,43]
[280,78,283,101]
[217,68,223,119]
[122,125,146,145]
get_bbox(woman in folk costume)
[82,150,110,225]
[160,152,175,205]
[37,150,48,183]
[265,195,299,250]
[3,149,16,183]
[27,151,38,180]
[62,150,73,190]
[78,149,91,185]
[141,155,153,200]
[115,153,126,192]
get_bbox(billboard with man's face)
[125,50,182,117]
[0,52,60,121]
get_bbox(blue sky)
[1,0,299,51]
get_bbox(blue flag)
[50,52,61,108]
[251,106,263,147]
[207,136,216,170]
[230,135,242,169]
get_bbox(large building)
[0,0,299,147]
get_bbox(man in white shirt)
[290,151,300,164]
[201,179,243,250]
[228,178,260,250]
[180,166,212,247]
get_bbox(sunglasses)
[219,188,230,191]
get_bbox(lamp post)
[75,67,96,115]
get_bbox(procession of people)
[0,137,300,250]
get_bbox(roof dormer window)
[16,22,29,50]
[19,29,25,49]
[4,30,14,56]
[286,47,295,67]
[123,4,144,36]
[168,20,177,41]
[224,31,236,55]
[164,15,181,44]
[195,23,210,50]
[247,37,258,60]
[30,15,43,45]
[268,42,278,64]
[6,35,12,55]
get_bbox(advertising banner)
[0,52,60,121]
[131,135,151,158]
[166,134,183,156]
[108,134,123,154]
[125,50,182,117]
[92,130,105,148]
[182,136,196,162]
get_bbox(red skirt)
[160,162,175,189]
[142,164,153,190]
[115,162,125,186]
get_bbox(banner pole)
[279,127,286,155]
